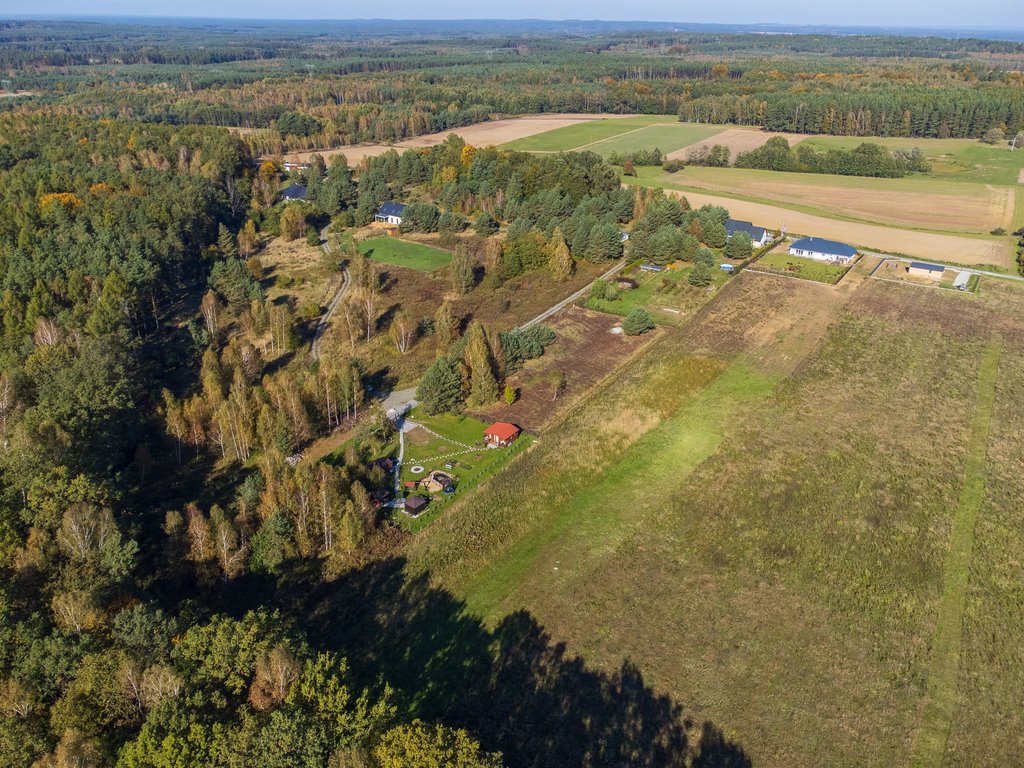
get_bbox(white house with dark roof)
[788,236,857,264]
[725,218,769,247]
[375,201,407,225]
[280,183,307,202]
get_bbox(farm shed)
[404,496,428,516]
[280,183,307,202]
[908,261,945,279]
[484,422,521,448]
[788,237,857,264]
[640,263,664,273]
[953,271,971,290]
[725,218,769,247]
[375,201,407,225]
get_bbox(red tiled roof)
[484,422,520,441]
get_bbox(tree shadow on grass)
[304,556,751,768]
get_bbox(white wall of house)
[789,246,853,264]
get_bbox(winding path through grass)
[911,336,1002,768]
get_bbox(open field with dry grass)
[269,114,635,166]
[639,165,1015,234]
[259,236,339,310]
[626,180,1012,268]
[665,127,807,160]
[405,263,1024,767]
[469,307,658,432]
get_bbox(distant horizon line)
[2,15,1024,32]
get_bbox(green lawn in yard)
[585,263,730,322]
[754,251,850,284]
[500,115,674,152]
[395,410,533,532]
[585,123,726,158]
[358,237,451,272]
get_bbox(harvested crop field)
[270,114,634,166]
[628,181,1012,267]
[643,166,1015,234]
[469,307,657,432]
[665,127,807,160]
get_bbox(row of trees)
[734,137,930,177]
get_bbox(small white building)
[788,236,857,264]
[375,201,407,226]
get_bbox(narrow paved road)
[517,258,628,330]
[311,228,351,361]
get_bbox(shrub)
[622,308,655,336]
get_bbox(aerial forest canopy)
[0,20,1021,149]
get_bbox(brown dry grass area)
[273,114,633,166]
[689,176,1011,233]
[259,237,339,309]
[1018,168,1024,184]
[469,307,657,432]
[325,259,608,388]
[664,189,1012,268]
[666,127,806,161]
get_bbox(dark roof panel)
[909,261,945,272]
[376,201,407,217]
[725,218,766,240]
[280,183,307,200]
[789,237,857,258]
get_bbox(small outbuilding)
[953,271,971,291]
[280,183,307,202]
[404,496,428,516]
[908,261,945,280]
[484,422,521,449]
[720,263,735,272]
[375,201,407,225]
[789,237,857,264]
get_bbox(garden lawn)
[358,237,452,271]
[397,410,533,532]
[585,264,729,323]
[755,251,850,284]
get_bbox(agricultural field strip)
[626,182,1011,267]
[910,337,1002,768]
[571,121,679,150]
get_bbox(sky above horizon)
[1,1,1021,29]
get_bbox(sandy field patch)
[666,128,807,161]
[663,188,1012,268]
[271,114,633,166]
[1019,168,1024,184]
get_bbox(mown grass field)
[583,123,726,158]
[359,236,452,271]
[754,250,851,283]
[499,115,674,152]
[407,266,1024,767]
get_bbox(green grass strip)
[911,336,1002,768]
[462,360,778,618]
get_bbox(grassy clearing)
[584,263,728,322]
[409,272,1024,766]
[754,251,851,284]
[584,123,726,157]
[499,115,672,152]
[461,359,777,618]
[911,337,1001,768]
[358,237,451,271]
[799,136,1024,186]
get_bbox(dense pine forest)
[0,20,1022,150]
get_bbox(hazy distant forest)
[0,17,1022,768]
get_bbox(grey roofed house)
[725,218,768,245]
[375,201,407,224]
[279,183,307,202]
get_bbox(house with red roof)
[484,421,521,448]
